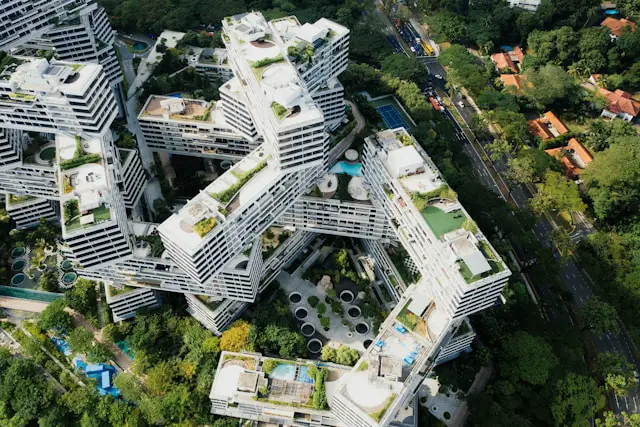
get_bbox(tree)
[530,171,586,215]
[65,279,97,316]
[596,352,637,395]
[550,229,576,262]
[476,91,519,113]
[202,336,220,356]
[316,302,327,315]
[582,297,619,335]
[335,345,360,366]
[501,331,558,385]
[38,299,72,331]
[427,13,468,42]
[67,327,94,354]
[321,346,337,363]
[552,373,605,426]
[86,342,114,364]
[220,320,251,352]
[507,149,560,185]
[113,373,144,402]
[381,54,424,82]
[146,360,177,396]
[524,64,581,109]
[597,411,640,427]
[0,358,55,422]
[39,270,59,292]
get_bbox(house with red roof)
[500,74,529,92]
[598,88,640,121]
[600,17,636,39]
[528,111,569,140]
[544,138,594,179]
[491,47,524,73]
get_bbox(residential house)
[491,47,524,73]
[600,17,636,39]
[545,138,594,179]
[598,88,640,121]
[500,74,528,92]
[528,111,569,140]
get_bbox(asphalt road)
[376,6,640,413]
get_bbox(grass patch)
[193,217,217,237]
[369,393,396,422]
[421,206,466,238]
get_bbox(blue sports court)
[376,104,409,129]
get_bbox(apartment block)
[5,194,57,228]
[105,283,160,322]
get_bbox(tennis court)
[376,104,409,129]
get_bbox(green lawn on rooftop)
[421,206,466,238]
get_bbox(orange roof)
[601,17,636,37]
[528,119,554,140]
[543,111,569,135]
[544,138,593,178]
[491,53,517,73]
[511,46,524,63]
[500,74,527,90]
[599,87,640,117]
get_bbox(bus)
[420,39,434,55]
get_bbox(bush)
[193,217,216,237]
[320,317,331,330]
[308,296,319,307]
[316,302,327,315]
[262,359,278,374]
[252,55,283,68]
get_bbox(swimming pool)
[270,363,296,381]
[297,366,315,384]
[330,161,363,177]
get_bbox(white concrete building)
[507,0,542,11]
[5,194,57,228]
[105,283,160,322]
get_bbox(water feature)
[62,272,78,285]
[340,290,354,303]
[355,322,369,335]
[11,247,25,258]
[61,260,73,271]
[288,292,302,303]
[348,306,361,319]
[301,322,315,337]
[269,363,296,381]
[11,260,25,272]
[11,273,25,285]
[295,307,308,320]
[297,366,315,384]
[307,338,322,354]
[330,161,363,177]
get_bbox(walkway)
[0,297,49,312]
[65,309,133,372]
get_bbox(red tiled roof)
[500,74,527,91]
[543,111,569,135]
[601,17,636,37]
[599,87,640,117]
[491,53,517,73]
[544,138,593,178]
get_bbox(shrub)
[320,317,331,330]
[193,217,216,237]
[316,302,327,315]
[311,367,329,409]
[262,359,278,374]
[251,55,283,68]
[271,102,288,120]
[308,296,319,307]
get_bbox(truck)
[428,96,440,111]
[420,39,434,55]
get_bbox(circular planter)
[347,332,353,338]
[363,339,373,349]
[307,338,322,354]
[301,322,316,337]
[355,322,369,335]
[11,273,26,285]
[62,272,77,286]
[220,160,233,170]
[288,292,302,304]
[340,290,355,303]
[38,263,47,271]
[11,260,25,272]
[60,260,73,272]
[11,247,25,258]
[294,307,308,320]
[348,306,361,319]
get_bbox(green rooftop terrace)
[421,206,466,238]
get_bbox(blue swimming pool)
[270,363,296,381]
[330,161,363,177]
[297,366,315,384]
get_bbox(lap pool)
[330,161,363,177]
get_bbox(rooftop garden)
[8,194,35,205]
[261,228,291,259]
[271,102,288,120]
[251,55,284,80]
[8,92,36,101]
[196,294,223,311]
[287,44,314,64]
[397,132,413,146]
[369,393,397,422]
[457,253,504,284]
[396,300,420,331]
[409,184,457,211]
[118,149,130,165]
[63,199,111,233]
[136,235,165,257]
[59,137,101,170]
[210,158,268,205]
[193,217,217,237]
[109,285,136,297]
[421,206,466,238]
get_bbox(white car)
[434,74,443,79]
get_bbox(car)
[434,74,443,79]
[457,101,465,108]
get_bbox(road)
[376,4,640,414]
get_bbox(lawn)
[421,206,466,238]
